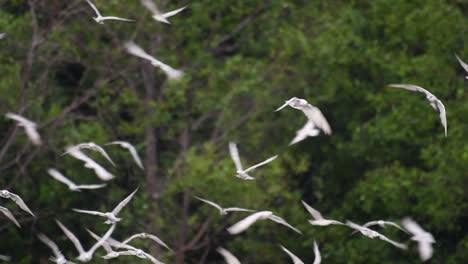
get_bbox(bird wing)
[455,54,468,72]
[388,84,433,97]
[76,184,107,190]
[362,221,379,228]
[72,208,107,217]
[224,207,255,213]
[301,104,332,135]
[301,200,324,220]
[243,155,278,173]
[268,214,302,234]
[23,125,42,145]
[140,0,160,15]
[377,234,408,249]
[275,97,297,112]
[47,168,76,189]
[228,142,244,171]
[279,245,304,264]
[436,99,447,137]
[0,206,20,227]
[313,240,321,264]
[290,121,320,145]
[86,229,114,254]
[227,211,272,235]
[56,220,86,255]
[145,234,172,251]
[195,197,224,213]
[8,192,35,217]
[385,221,409,233]
[88,224,116,256]
[112,187,139,215]
[418,241,433,262]
[85,0,101,17]
[84,159,114,181]
[217,247,241,264]
[345,220,365,232]
[401,218,426,236]
[38,233,65,259]
[92,144,116,166]
[101,16,134,22]
[124,41,158,63]
[5,112,35,127]
[162,6,187,18]
[126,144,145,169]
[0,255,10,261]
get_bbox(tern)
[279,245,304,264]
[56,220,116,262]
[47,168,106,192]
[85,0,134,24]
[401,217,435,262]
[275,97,332,135]
[388,84,447,137]
[65,146,114,181]
[228,142,278,180]
[38,233,76,264]
[0,206,20,228]
[345,221,407,249]
[5,112,42,145]
[0,190,35,217]
[301,200,343,226]
[63,143,115,166]
[0,255,10,261]
[455,54,468,79]
[140,0,187,24]
[72,187,139,224]
[227,211,301,235]
[351,220,408,235]
[217,247,241,264]
[105,141,144,170]
[120,233,172,251]
[195,197,254,215]
[290,120,320,145]
[124,41,184,80]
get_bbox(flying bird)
[105,141,144,170]
[56,220,116,262]
[289,120,320,145]
[301,200,343,226]
[0,206,21,228]
[120,233,172,252]
[228,142,278,180]
[85,0,134,24]
[38,233,76,264]
[195,197,254,215]
[227,211,301,235]
[401,217,435,262]
[275,97,332,135]
[5,112,42,145]
[72,187,139,224]
[279,245,304,264]
[345,221,407,249]
[64,146,114,181]
[47,168,106,192]
[140,0,187,24]
[63,143,115,166]
[217,247,241,264]
[0,190,35,217]
[103,248,163,264]
[124,41,184,80]
[388,84,447,137]
[455,54,468,79]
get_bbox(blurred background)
[0,0,467,263]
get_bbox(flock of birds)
[1,0,468,263]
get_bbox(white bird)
[275,97,332,135]
[38,233,76,264]
[455,54,468,79]
[0,255,10,261]
[124,41,184,80]
[227,211,301,235]
[355,220,408,234]
[228,142,278,180]
[195,197,254,215]
[388,84,447,137]
[120,233,172,251]
[217,247,241,264]
[105,141,144,170]
[140,0,187,24]
[64,143,115,166]
[47,168,106,192]
[345,220,407,249]
[401,217,435,262]
[5,112,42,145]
[279,245,304,264]
[56,220,116,262]
[85,0,134,24]
[289,120,320,145]
[64,146,114,181]
[313,240,321,264]
[301,200,343,226]
[0,190,35,217]
[0,206,20,228]
[72,187,138,224]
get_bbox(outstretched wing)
[228,142,243,171]
[455,54,468,72]
[0,206,21,227]
[56,220,86,255]
[377,233,408,249]
[47,168,76,189]
[140,0,160,15]
[162,6,187,18]
[313,240,321,264]
[9,192,35,217]
[436,100,447,137]
[243,155,278,173]
[102,16,134,22]
[88,224,116,256]
[280,245,305,264]
[401,217,426,236]
[388,84,433,97]
[275,97,297,112]
[85,0,101,17]
[76,184,107,190]
[302,105,332,135]
[38,233,65,260]
[112,187,139,215]
[72,208,107,217]
[268,214,302,234]
[124,41,157,63]
[217,247,241,264]
[227,211,272,235]
[195,197,223,214]
[301,200,324,220]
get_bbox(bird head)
[93,17,104,24]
